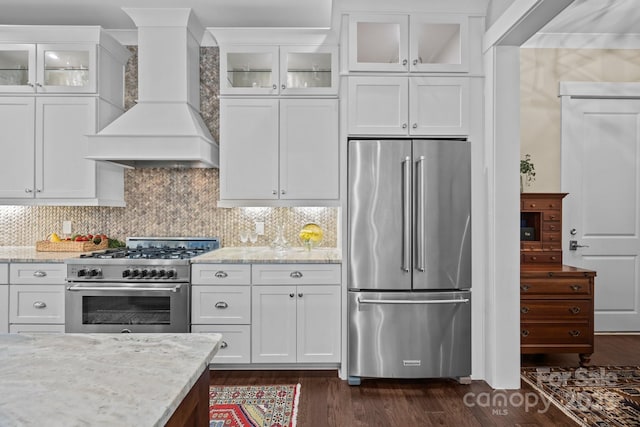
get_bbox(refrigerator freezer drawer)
[348,290,471,379]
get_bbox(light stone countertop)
[0,333,221,427]
[0,246,90,263]
[191,246,342,263]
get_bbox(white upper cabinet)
[348,13,469,73]
[0,43,97,93]
[220,45,338,95]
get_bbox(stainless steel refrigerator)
[347,138,471,385]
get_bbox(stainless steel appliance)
[65,237,219,333]
[348,139,471,385]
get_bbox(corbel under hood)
[87,8,218,168]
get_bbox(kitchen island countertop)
[0,333,221,427]
[0,246,91,263]
[192,246,342,263]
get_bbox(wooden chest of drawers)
[520,265,596,365]
[520,193,567,265]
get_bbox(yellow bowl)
[299,223,323,250]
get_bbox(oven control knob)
[157,269,166,278]
[131,269,140,277]
[140,269,149,278]
[166,269,176,279]
[77,269,88,277]
[89,268,102,278]
[122,269,132,278]
[149,269,158,278]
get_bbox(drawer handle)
[220,341,228,349]
[289,293,295,298]
[570,284,583,292]
[215,301,228,309]
[521,330,530,337]
[530,256,537,260]
[550,256,557,261]
[520,284,530,292]
[33,301,47,309]
[549,215,557,220]
[549,225,556,230]
[529,203,536,208]
[298,293,303,298]
[570,306,581,314]
[214,271,228,278]
[520,306,530,314]
[569,330,581,337]
[290,271,303,279]
[33,270,47,278]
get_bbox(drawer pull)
[214,301,228,309]
[220,341,228,349]
[33,301,47,309]
[570,284,583,292]
[289,293,295,298]
[570,306,581,314]
[290,271,303,279]
[214,271,228,278]
[298,293,303,298]
[549,215,557,220]
[33,270,47,278]
[569,330,581,337]
[521,330,530,337]
[550,256,558,261]
[520,284,531,292]
[520,306,530,314]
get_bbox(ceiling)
[0,0,333,29]
[539,0,640,35]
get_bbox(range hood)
[87,8,218,168]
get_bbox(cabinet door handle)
[35,82,43,87]
[272,84,277,90]
[402,59,408,66]
[281,190,286,195]
[289,293,295,298]
[272,190,278,195]
[33,301,47,309]
[25,188,33,193]
[27,82,35,88]
[570,306,581,314]
[520,306,530,314]
[521,330,530,337]
[290,271,303,279]
[298,293,303,298]
[220,341,228,349]
[520,284,530,291]
[282,84,286,90]
[214,271,228,278]
[569,330,581,337]
[33,271,47,278]
[412,123,418,129]
[570,284,582,292]
[402,123,408,129]
[214,301,228,309]
[413,59,419,65]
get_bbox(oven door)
[65,282,190,333]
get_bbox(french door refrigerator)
[347,139,471,385]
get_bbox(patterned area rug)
[209,384,300,427]
[522,366,640,426]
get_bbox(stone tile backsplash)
[0,47,338,248]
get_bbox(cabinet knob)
[290,271,303,279]
[214,271,228,278]
[520,284,530,292]
[298,293,303,298]
[35,82,43,87]
[27,82,35,88]
[272,84,277,90]
[412,123,417,129]
[520,306,530,314]
[272,190,278,195]
[36,189,42,193]
[214,301,229,309]
[289,293,295,298]
[402,59,408,66]
[569,330,581,337]
[402,123,407,129]
[33,301,47,309]
[570,306,581,314]
[25,188,33,193]
[281,190,286,195]
[521,330,530,337]
[413,59,418,65]
[282,84,286,90]
[570,284,582,292]
[220,341,228,349]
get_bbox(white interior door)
[561,82,640,332]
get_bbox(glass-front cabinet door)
[220,46,279,95]
[36,44,97,93]
[280,46,338,95]
[410,15,468,73]
[0,44,36,93]
[348,14,409,72]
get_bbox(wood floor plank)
[210,335,640,426]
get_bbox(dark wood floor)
[210,334,640,427]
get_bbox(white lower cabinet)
[9,263,66,332]
[252,284,340,364]
[1,264,8,333]
[192,324,251,364]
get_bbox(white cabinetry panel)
[252,285,297,363]
[0,97,35,198]
[296,285,340,363]
[192,325,251,364]
[191,264,251,285]
[192,286,251,324]
[9,263,66,285]
[9,284,65,324]
[252,264,341,285]
[0,263,8,333]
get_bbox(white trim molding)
[559,82,640,99]
[525,32,640,49]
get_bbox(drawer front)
[521,323,591,344]
[542,222,561,232]
[191,286,250,324]
[191,325,251,364]
[543,211,561,221]
[9,263,66,285]
[520,278,592,296]
[9,323,65,334]
[522,252,562,264]
[520,300,591,320]
[543,243,562,251]
[541,232,561,243]
[191,264,251,285]
[521,242,542,251]
[522,199,562,211]
[252,264,341,285]
[0,263,8,284]
[9,284,65,324]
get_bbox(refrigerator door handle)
[416,155,426,272]
[402,156,411,273]
[357,297,470,305]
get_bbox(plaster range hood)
[87,8,218,168]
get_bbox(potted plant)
[520,154,536,192]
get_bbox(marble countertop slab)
[192,246,342,264]
[0,333,221,427]
[0,246,90,263]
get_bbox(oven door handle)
[66,284,183,293]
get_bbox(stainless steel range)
[65,237,219,333]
